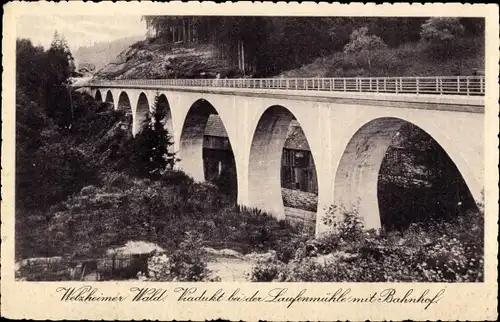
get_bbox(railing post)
[480,76,484,94]
[343,79,346,92]
[457,76,460,93]
[331,79,334,91]
[384,78,387,92]
[435,77,439,94]
[466,77,470,96]
[395,78,399,94]
[416,78,419,94]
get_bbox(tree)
[344,27,387,70]
[129,95,177,177]
[16,39,47,101]
[420,18,465,59]
[44,32,75,129]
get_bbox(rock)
[106,241,165,256]
[312,251,358,265]
[244,250,277,262]
[81,185,97,196]
[203,247,242,258]
[17,256,64,267]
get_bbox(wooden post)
[242,41,245,74]
[183,19,186,42]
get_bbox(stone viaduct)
[86,79,484,235]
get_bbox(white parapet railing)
[88,76,485,96]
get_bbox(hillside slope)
[95,39,231,80]
[279,38,484,78]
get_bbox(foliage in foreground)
[146,233,218,282]
[251,203,484,282]
[17,171,306,262]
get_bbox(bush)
[31,172,308,263]
[147,232,216,281]
[272,205,483,282]
[249,251,285,282]
[250,259,285,282]
[19,141,97,210]
[276,258,338,282]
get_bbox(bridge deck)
[89,84,484,113]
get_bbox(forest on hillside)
[139,16,484,77]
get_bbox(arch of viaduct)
[89,86,484,235]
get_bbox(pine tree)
[44,31,75,129]
[131,94,176,178]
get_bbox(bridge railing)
[89,76,485,96]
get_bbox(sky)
[16,15,147,51]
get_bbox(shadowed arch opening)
[179,99,237,201]
[104,90,114,109]
[133,93,150,136]
[117,92,133,132]
[117,92,132,111]
[334,117,478,232]
[95,90,102,102]
[248,105,318,229]
[154,94,173,136]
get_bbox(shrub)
[276,204,483,282]
[22,141,97,210]
[276,258,338,282]
[250,259,285,282]
[316,203,367,253]
[147,232,216,281]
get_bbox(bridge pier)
[333,118,407,231]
